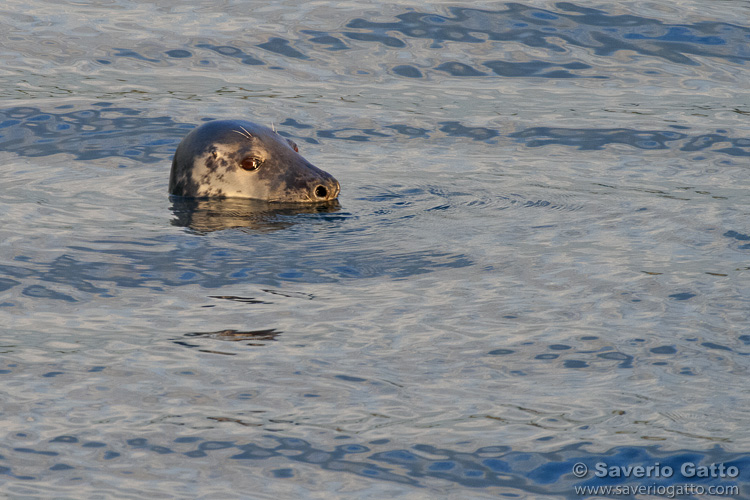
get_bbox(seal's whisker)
[232,127,253,140]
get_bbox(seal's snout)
[313,179,340,201]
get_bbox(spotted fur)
[169,120,339,202]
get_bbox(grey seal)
[169,119,340,202]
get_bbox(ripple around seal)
[169,197,344,235]
[355,184,586,215]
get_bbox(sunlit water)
[1,0,749,498]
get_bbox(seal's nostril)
[315,185,328,199]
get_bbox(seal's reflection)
[170,197,341,233]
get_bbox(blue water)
[1,1,749,498]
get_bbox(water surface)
[1,0,749,498]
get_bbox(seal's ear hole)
[240,157,263,171]
[286,138,299,153]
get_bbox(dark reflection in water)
[483,334,748,372]
[13,4,745,87]
[0,242,472,294]
[4,433,747,496]
[483,60,602,79]
[208,295,270,305]
[132,3,750,80]
[170,197,342,234]
[435,60,604,79]
[724,230,750,251]
[439,121,499,141]
[173,328,282,353]
[511,127,688,150]
[194,43,265,65]
[1,106,748,159]
[184,328,281,341]
[0,105,190,162]
[342,3,750,68]
[148,4,750,78]
[257,37,310,60]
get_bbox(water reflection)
[184,328,281,342]
[342,4,750,69]
[169,197,341,234]
[2,1,750,498]
[0,105,190,162]
[125,4,750,78]
[173,328,282,353]
[59,3,749,76]
[0,185,472,298]
[1,106,748,158]
[3,433,747,495]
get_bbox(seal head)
[169,120,339,202]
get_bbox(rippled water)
[1,0,750,498]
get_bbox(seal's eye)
[240,157,263,171]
